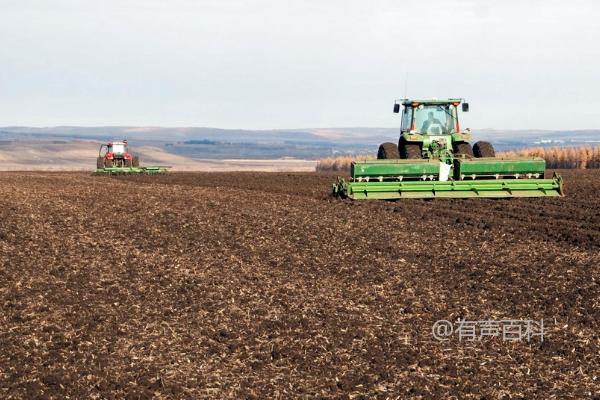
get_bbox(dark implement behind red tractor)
[97,140,139,169]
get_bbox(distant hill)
[0,126,330,145]
[0,126,598,165]
[0,140,315,172]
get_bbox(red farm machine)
[96,140,169,174]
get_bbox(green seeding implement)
[94,166,170,174]
[333,99,564,199]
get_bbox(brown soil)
[0,170,598,399]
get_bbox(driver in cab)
[421,112,444,134]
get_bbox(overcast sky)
[1,0,599,130]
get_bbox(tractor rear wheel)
[132,156,140,167]
[453,141,474,158]
[473,141,496,158]
[125,159,132,167]
[377,142,400,159]
[97,157,104,169]
[399,138,422,159]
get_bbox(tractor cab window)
[111,143,126,154]
[401,106,413,132]
[414,105,457,134]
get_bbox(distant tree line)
[183,139,219,145]
[498,145,600,169]
[316,155,375,172]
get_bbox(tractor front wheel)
[377,142,400,159]
[453,142,474,158]
[399,139,421,159]
[473,141,495,158]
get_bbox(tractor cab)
[108,141,127,155]
[98,140,136,168]
[100,140,129,158]
[394,99,468,135]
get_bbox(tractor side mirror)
[393,103,400,113]
[462,103,469,112]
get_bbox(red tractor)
[97,140,140,169]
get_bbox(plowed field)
[1,170,598,399]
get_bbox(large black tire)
[377,142,400,159]
[453,141,474,158]
[473,141,496,158]
[399,138,422,159]
[125,159,132,167]
[132,156,140,167]
[97,157,104,169]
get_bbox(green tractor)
[333,98,563,199]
